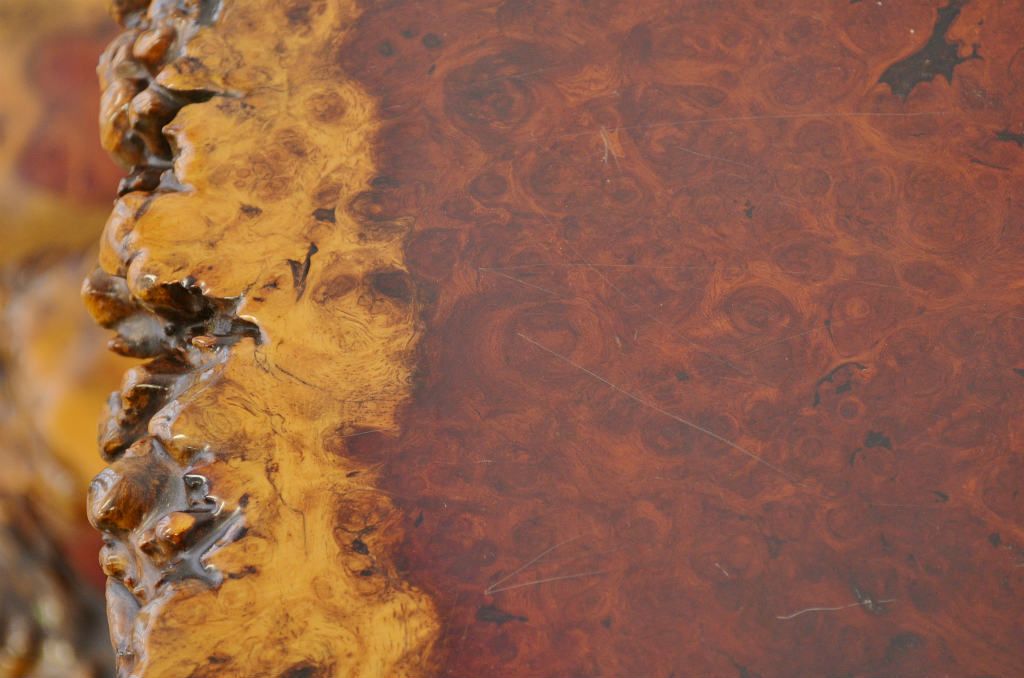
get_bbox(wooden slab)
[88,0,1024,675]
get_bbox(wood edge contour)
[84,1,441,675]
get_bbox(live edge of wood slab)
[87,0,1024,676]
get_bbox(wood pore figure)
[83,0,1024,676]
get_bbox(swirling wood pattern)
[88,1,438,676]
[88,0,1024,676]
[338,0,1024,676]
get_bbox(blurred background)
[1,0,128,674]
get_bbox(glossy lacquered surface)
[335,0,1024,675]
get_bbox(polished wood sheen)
[87,0,1024,676]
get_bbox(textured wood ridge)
[88,0,1024,676]
[87,0,438,676]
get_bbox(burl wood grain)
[87,1,436,676]
[336,0,1024,676]
[87,0,1024,676]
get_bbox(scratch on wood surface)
[600,126,622,169]
[479,267,560,296]
[516,332,803,485]
[485,536,580,595]
[776,598,897,620]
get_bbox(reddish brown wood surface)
[80,0,1024,675]
[332,0,1024,676]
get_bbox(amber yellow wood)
[1,0,126,675]
[0,0,118,261]
[85,1,440,676]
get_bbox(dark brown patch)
[367,268,413,303]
